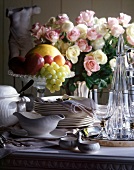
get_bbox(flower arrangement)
[30,10,134,94]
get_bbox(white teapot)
[0,85,21,127]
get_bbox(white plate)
[11,129,67,139]
[59,121,93,126]
[57,122,93,128]
[34,109,67,113]
[40,96,86,101]
[34,107,65,110]
[41,96,63,102]
[34,109,88,117]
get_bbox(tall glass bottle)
[106,35,130,140]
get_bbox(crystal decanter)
[106,35,130,140]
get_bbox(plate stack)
[34,96,95,128]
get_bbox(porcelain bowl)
[59,136,78,150]
[78,140,100,153]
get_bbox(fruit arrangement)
[8,44,72,93]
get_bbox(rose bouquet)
[30,10,134,94]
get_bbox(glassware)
[123,89,134,139]
[129,93,134,139]
[107,35,130,140]
[8,70,46,97]
[91,89,114,139]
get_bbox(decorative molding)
[1,154,134,170]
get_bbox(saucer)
[11,129,67,139]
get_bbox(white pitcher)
[13,112,65,136]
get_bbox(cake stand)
[8,70,46,97]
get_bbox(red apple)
[24,53,44,75]
[65,60,72,69]
[44,55,53,64]
[8,56,26,74]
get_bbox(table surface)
[1,144,134,170]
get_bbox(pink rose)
[75,39,92,52]
[31,23,43,39]
[84,56,100,76]
[87,28,101,41]
[108,17,119,29]
[76,10,95,27]
[31,23,50,40]
[111,25,125,37]
[31,22,41,33]
[118,13,131,27]
[66,28,80,42]
[56,14,69,25]
[45,30,60,43]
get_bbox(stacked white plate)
[34,96,94,128]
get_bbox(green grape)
[52,74,58,79]
[53,63,60,70]
[39,60,70,93]
[50,87,55,93]
[56,79,62,86]
[57,71,62,78]
[44,63,50,68]
[50,69,56,75]
[51,62,59,69]
[63,65,70,73]
[61,72,67,77]
[46,73,52,79]
[53,84,60,91]
[50,90,55,93]
[46,79,51,85]
[42,71,48,77]
[60,77,65,82]
[46,84,52,90]
[40,67,46,76]
[51,62,56,66]
[50,79,56,84]
[47,65,53,72]
[58,66,66,72]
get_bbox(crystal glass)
[123,88,134,139]
[91,89,114,139]
[8,70,46,97]
[107,35,130,140]
[107,56,130,140]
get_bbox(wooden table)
[1,145,134,170]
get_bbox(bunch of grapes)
[40,62,70,93]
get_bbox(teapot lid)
[0,85,19,98]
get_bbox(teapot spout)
[58,114,65,120]
[55,114,65,121]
